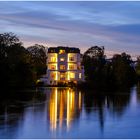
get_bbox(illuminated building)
[47,46,84,85]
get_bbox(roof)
[48,46,80,53]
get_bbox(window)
[50,72,57,80]
[60,58,65,61]
[70,72,75,79]
[69,57,74,61]
[69,64,75,70]
[60,73,65,79]
[60,65,65,70]
[51,50,54,53]
[77,65,81,70]
[59,50,65,54]
[79,73,82,79]
[50,57,56,62]
[50,73,56,79]
[50,65,56,70]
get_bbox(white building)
[47,46,84,85]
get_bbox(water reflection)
[0,86,140,138]
[47,88,82,131]
[46,88,132,133]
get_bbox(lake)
[0,86,140,138]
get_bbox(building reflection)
[47,88,82,131]
[1,87,139,138]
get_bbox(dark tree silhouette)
[112,52,136,87]
[0,33,33,88]
[82,46,106,88]
[27,44,47,77]
[136,56,140,81]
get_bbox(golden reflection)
[59,91,64,128]
[79,91,82,110]
[49,88,57,131]
[48,88,82,131]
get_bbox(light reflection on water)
[0,86,140,138]
[48,88,82,131]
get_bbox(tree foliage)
[136,56,140,81]
[82,46,106,87]
[0,32,34,87]
[0,33,47,88]
[82,46,137,89]
[27,44,47,76]
[111,53,136,87]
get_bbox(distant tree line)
[82,46,140,90]
[0,32,140,89]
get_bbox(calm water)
[0,86,140,138]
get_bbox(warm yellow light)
[55,72,58,80]
[68,64,76,70]
[60,73,65,79]
[56,64,58,70]
[49,88,58,131]
[66,89,75,130]
[49,53,57,62]
[79,92,82,110]
[60,58,65,61]
[70,72,75,79]
[59,49,65,54]
[54,88,57,129]
[49,64,57,70]
[67,90,70,129]
[68,53,75,62]
[49,88,77,131]
[50,57,56,62]
[67,72,70,80]
[79,73,82,79]
[67,72,75,80]
[59,92,64,128]
[60,65,65,70]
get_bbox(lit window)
[50,72,57,80]
[78,65,81,70]
[60,58,65,61]
[70,72,75,79]
[50,65,56,70]
[60,65,65,70]
[59,50,65,54]
[69,57,74,61]
[79,73,82,79]
[50,57,56,62]
[50,73,56,79]
[69,64,75,70]
[50,50,54,53]
[60,73,65,79]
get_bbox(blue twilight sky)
[0,1,140,58]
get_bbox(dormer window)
[59,50,65,54]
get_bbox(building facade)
[47,46,84,85]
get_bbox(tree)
[136,56,140,81]
[82,46,137,89]
[82,46,106,88]
[111,52,136,87]
[0,32,34,88]
[27,44,47,77]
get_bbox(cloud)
[0,1,140,57]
